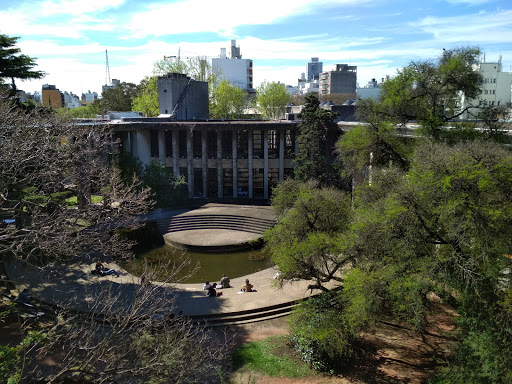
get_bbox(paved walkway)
[4,204,320,318]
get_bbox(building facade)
[461,57,512,119]
[212,40,253,90]
[114,121,304,200]
[306,57,323,81]
[319,64,357,95]
[42,84,64,108]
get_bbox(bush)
[289,292,356,372]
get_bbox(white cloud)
[445,0,489,5]
[415,10,512,43]
[127,0,366,38]
[38,0,125,17]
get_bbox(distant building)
[212,40,253,90]
[82,90,98,103]
[306,57,323,81]
[157,73,209,120]
[102,78,121,94]
[319,64,357,96]
[63,91,81,108]
[42,84,64,108]
[356,78,384,100]
[461,56,512,119]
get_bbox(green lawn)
[231,335,315,378]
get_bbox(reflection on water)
[122,244,272,284]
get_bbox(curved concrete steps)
[188,299,301,327]
[155,214,276,236]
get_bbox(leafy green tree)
[132,76,159,117]
[0,34,44,95]
[210,80,247,119]
[294,94,338,184]
[265,179,352,291]
[141,160,187,207]
[101,81,138,112]
[358,47,482,138]
[256,81,289,119]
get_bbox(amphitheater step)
[153,214,276,236]
[188,300,300,327]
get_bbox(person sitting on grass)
[94,260,120,277]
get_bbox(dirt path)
[228,297,458,384]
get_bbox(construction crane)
[105,49,111,86]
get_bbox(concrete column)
[263,130,269,200]
[135,129,152,166]
[217,129,223,198]
[232,130,238,198]
[279,130,285,181]
[158,130,165,163]
[248,129,253,199]
[187,128,193,198]
[172,130,179,177]
[126,132,132,154]
[202,127,208,198]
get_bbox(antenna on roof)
[105,49,111,86]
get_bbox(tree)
[255,81,289,119]
[294,94,339,184]
[358,47,482,138]
[101,81,138,112]
[264,179,353,292]
[132,76,159,117]
[0,34,44,95]
[0,91,152,263]
[210,80,247,119]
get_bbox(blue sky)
[1,0,511,96]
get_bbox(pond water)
[121,244,272,284]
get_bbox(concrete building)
[307,57,323,81]
[212,40,253,90]
[157,73,209,120]
[112,119,308,199]
[63,91,81,108]
[102,78,121,94]
[82,90,98,103]
[356,78,384,100]
[42,84,64,108]
[462,57,512,119]
[319,64,357,96]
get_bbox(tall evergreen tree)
[0,34,44,95]
[294,94,338,184]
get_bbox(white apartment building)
[212,40,253,90]
[462,57,512,119]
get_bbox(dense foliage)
[256,81,289,119]
[294,94,339,184]
[268,47,512,381]
[210,80,247,119]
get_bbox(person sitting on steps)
[241,279,253,292]
[220,274,230,288]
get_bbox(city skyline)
[1,0,511,96]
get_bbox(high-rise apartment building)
[461,56,512,119]
[319,64,357,95]
[306,57,323,81]
[212,40,253,90]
